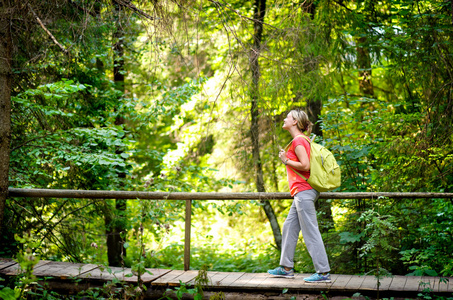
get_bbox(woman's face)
[283,112,296,130]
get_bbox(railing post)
[184,199,192,271]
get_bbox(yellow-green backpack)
[285,135,341,192]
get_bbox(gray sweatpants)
[279,189,331,273]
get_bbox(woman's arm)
[288,145,310,171]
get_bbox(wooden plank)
[419,276,438,292]
[0,259,17,271]
[169,270,199,286]
[186,271,220,286]
[437,277,450,293]
[231,272,261,287]
[216,272,246,287]
[0,260,50,276]
[279,273,313,289]
[359,276,378,291]
[77,265,165,284]
[373,275,393,291]
[388,275,407,291]
[239,272,269,289]
[77,266,171,284]
[108,267,138,283]
[187,271,226,287]
[329,274,353,291]
[138,268,172,283]
[204,271,220,286]
[256,273,297,290]
[329,274,340,284]
[256,275,290,289]
[111,268,172,283]
[343,274,367,291]
[152,270,186,286]
[0,258,170,284]
[77,266,138,282]
[403,276,422,292]
[33,261,98,279]
[421,276,453,293]
[292,272,310,279]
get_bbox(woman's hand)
[279,149,287,164]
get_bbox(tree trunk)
[0,4,12,239]
[103,202,117,266]
[451,0,453,27]
[105,1,127,267]
[306,99,322,137]
[356,37,374,97]
[271,135,279,192]
[250,0,282,250]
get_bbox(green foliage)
[10,77,133,190]
[399,198,453,277]
[161,267,210,300]
[357,208,397,258]
[209,291,225,300]
[162,281,203,300]
[161,266,225,300]
[0,286,20,300]
[0,234,46,300]
[4,0,453,287]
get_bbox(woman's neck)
[288,126,304,138]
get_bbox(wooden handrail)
[7,188,453,270]
[7,188,453,200]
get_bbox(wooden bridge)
[8,188,453,272]
[4,189,453,298]
[1,258,452,299]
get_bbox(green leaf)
[339,231,363,244]
[0,287,17,300]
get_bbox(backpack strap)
[288,165,308,181]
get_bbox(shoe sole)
[304,280,331,283]
[268,274,295,279]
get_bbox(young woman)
[267,109,331,283]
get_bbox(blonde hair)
[290,110,313,135]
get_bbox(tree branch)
[10,131,57,153]
[208,0,278,30]
[27,4,69,54]
[332,0,354,12]
[112,0,156,20]
[38,201,96,249]
[69,0,97,17]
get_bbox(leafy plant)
[357,207,397,299]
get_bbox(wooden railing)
[7,188,453,270]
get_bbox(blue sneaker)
[267,266,294,278]
[303,273,331,283]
